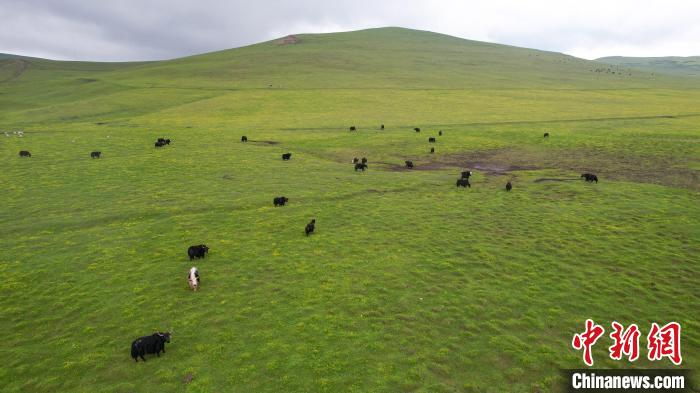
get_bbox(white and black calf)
[188,267,200,291]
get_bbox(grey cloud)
[0,0,698,61]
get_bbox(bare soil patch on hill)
[277,35,300,45]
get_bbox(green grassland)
[1,27,699,392]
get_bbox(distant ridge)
[597,56,700,77]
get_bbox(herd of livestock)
[12,126,599,362]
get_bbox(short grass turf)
[1,27,699,392]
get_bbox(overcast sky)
[1,0,699,61]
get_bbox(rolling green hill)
[2,27,696,93]
[1,27,699,392]
[597,55,700,77]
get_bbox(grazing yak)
[91,151,101,159]
[428,137,436,143]
[461,171,472,179]
[355,163,368,171]
[506,181,512,191]
[543,132,549,138]
[380,124,385,130]
[188,267,200,291]
[361,157,368,164]
[439,130,443,136]
[19,150,31,157]
[155,141,166,148]
[187,244,209,260]
[456,178,471,188]
[405,160,414,169]
[349,126,356,131]
[414,127,420,132]
[581,173,598,183]
[241,136,248,142]
[430,147,435,154]
[282,153,292,160]
[305,219,316,236]
[131,332,171,362]
[274,196,289,206]
[157,138,171,145]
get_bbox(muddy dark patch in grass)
[248,140,279,145]
[379,147,698,190]
[381,151,538,175]
[534,178,581,183]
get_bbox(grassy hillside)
[1,27,699,392]
[598,56,700,77]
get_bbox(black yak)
[543,132,549,138]
[305,219,316,236]
[131,332,171,362]
[506,181,512,191]
[461,171,472,179]
[414,127,421,132]
[349,126,356,131]
[187,244,209,260]
[428,137,436,143]
[456,178,470,188]
[282,153,292,160]
[581,173,598,183]
[405,160,414,169]
[380,124,384,130]
[430,148,435,154]
[439,130,443,136]
[273,196,289,206]
[19,150,31,157]
[241,136,248,142]
[90,151,101,159]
